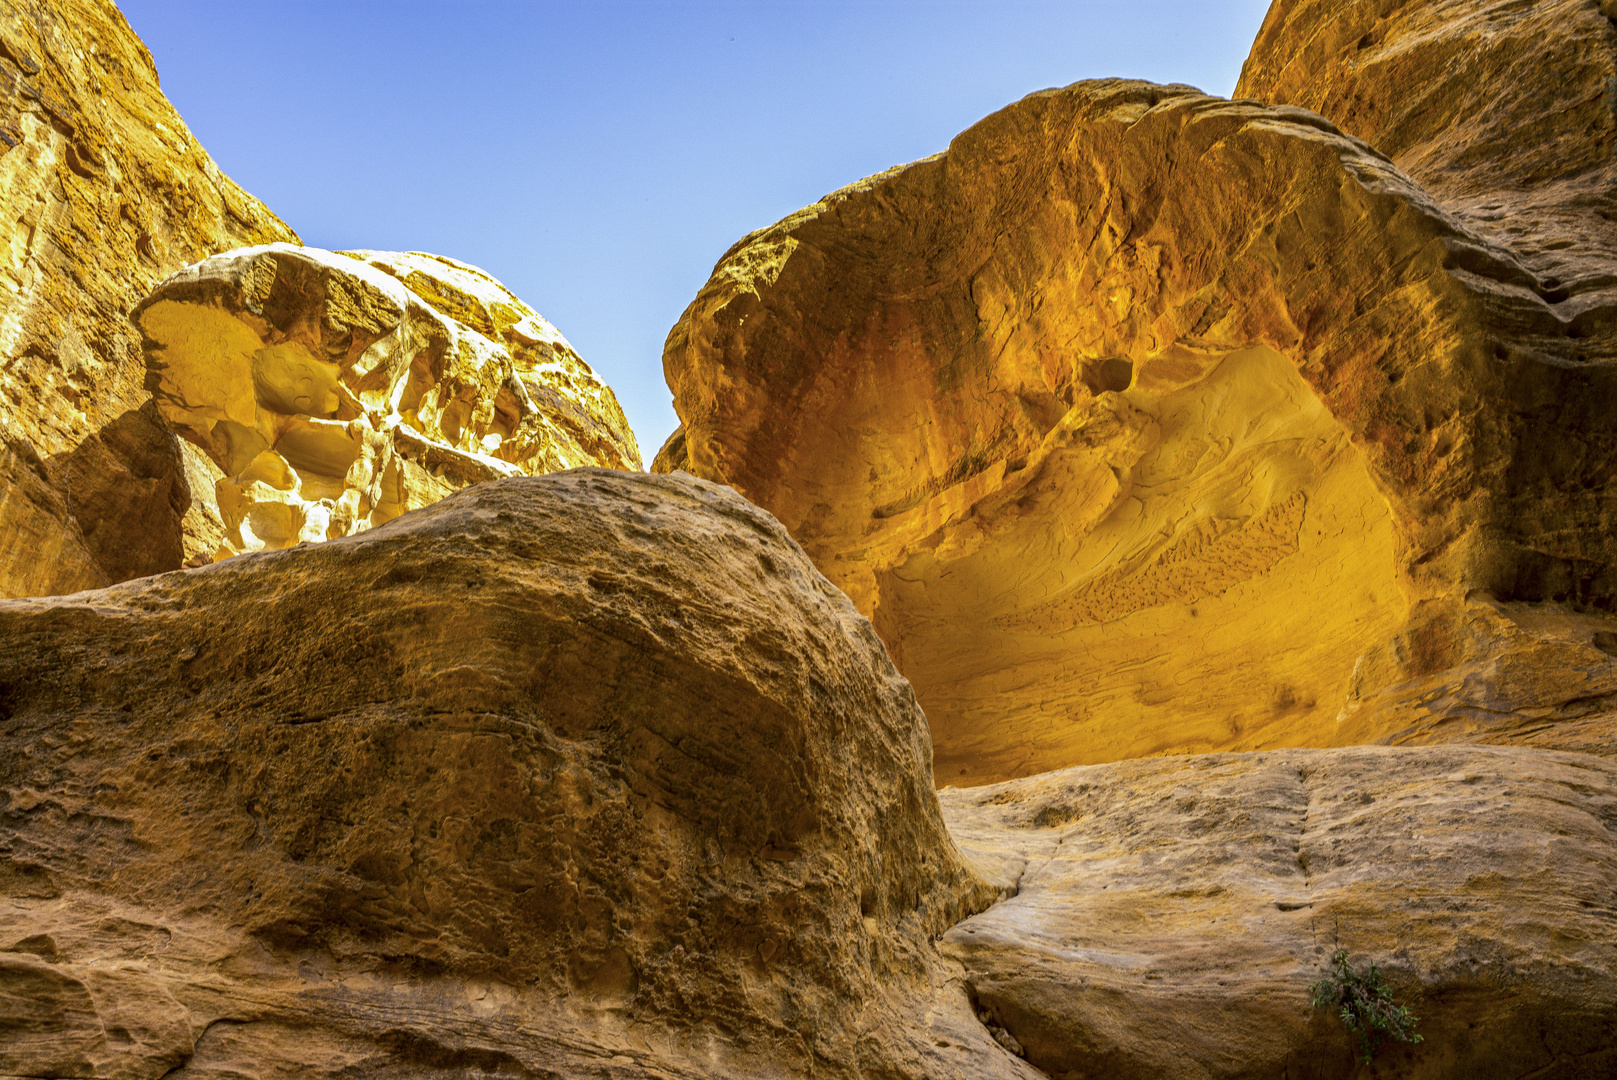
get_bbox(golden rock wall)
[660,46,1617,781]
[4,2,1616,1076]
[0,0,298,595]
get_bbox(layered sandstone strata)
[940,745,1617,1079]
[0,0,298,596]
[135,245,639,561]
[1237,0,1617,300]
[659,5,1617,781]
[0,469,1027,1080]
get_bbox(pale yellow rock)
[939,744,1617,1079]
[135,244,640,561]
[0,469,1029,1080]
[881,343,1408,781]
[344,249,640,474]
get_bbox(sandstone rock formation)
[939,744,1617,1079]
[6,2,1617,1078]
[0,468,1032,1080]
[0,0,299,597]
[1237,0,1617,302]
[344,249,640,474]
[135,245,640,561]
[658,2,1617,782]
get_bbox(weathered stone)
[0,0,298,596]
[1237,0,1617,303]
[0,427,104,597]
[45,400,191,582]
[345,249,640,474]
[659,48,1617,781]
[134,245,641,561]
[940,744,1617,1079]
[0,468,1030,1080]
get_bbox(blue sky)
[119,1,1272,462]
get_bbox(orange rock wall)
[661,68,1617,782]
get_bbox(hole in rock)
[1081,357,1134,395]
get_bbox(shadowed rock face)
[939,744,1617,1080]
[0,0,299,597]
[134,245,640,562]
[0,469,1024,1080]
[658,7,1617,782]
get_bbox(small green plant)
[1309,949,1423,1064]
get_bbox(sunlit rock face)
[135,244,640,561]
[660,64,1617,783]
[0,470,1021,1080]
[344,248,641,474]
[0,0,298,597]
[1237,0,1617,293]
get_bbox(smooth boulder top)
[0,468,1024,1080]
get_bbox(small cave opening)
[1081,357,1134,395]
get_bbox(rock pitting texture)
[659,3,1617,782]
[0,0,298,596]
[940,745,1617,1080]
[0,469,1033,1080]
[134,245,640,561]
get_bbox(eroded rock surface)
[0,0,298,596]
[1237,0,1617,308]
[344,249,640,475]
[660,36,1617,781]
[135,245,640,561]
[940,745,1617,1079]
[0,469,1030,1080]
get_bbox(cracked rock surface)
[0,469,1028,1080]
[940,745,1617,1080]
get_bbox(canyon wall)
[3,1,1616,1077]
[0,0,298,597]
[658,3,1617,783]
